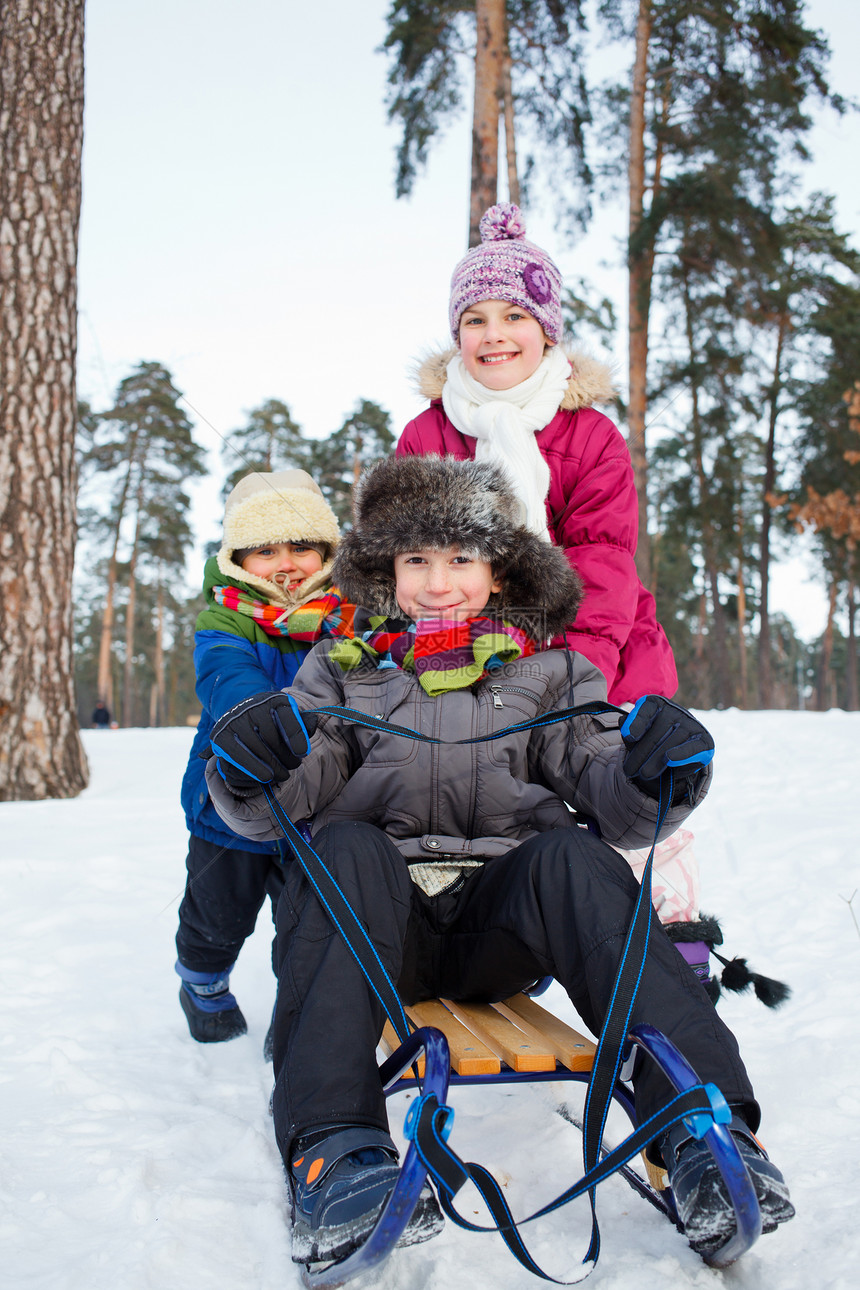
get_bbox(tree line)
[383,0,860,711]
[74,363,394,730]
[2,0,858,800]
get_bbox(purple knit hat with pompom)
[448,203,563,344]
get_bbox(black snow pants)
[175,833,285,974]
[271,821,758,1167]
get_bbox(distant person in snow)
[175,469,352,1055]
[204,455,795,1269]
[91,700,111,729]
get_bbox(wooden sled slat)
[440,998,556,1072]
[495,994,597,1072]
[407,1000,500,1075]
[382,993,597,1078]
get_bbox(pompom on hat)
[448,203,564,344]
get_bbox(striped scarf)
[212,584,358,643]
[329,615,536,695]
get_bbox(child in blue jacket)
[176,469,350,1051]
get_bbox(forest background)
[7,1,860,758]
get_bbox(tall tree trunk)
[736,520,748,710]
[122,485,145,727]
[757,314,788,708]
[693,589,709,707]
[469,0,506,245]
[122,563,138,727]
[815,578,839,711]
[846,574,858,711]
[501,51,519,206]
[151,580,165,727]
[168,659,178,728]
[96,553,118,713]
[96,450,137,712]
[627,0,653,587]
[683,270,733,707]
[0,0,88,800]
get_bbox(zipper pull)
[490,686,503,709]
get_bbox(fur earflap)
[332,455,583,640]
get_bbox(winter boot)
[175,961,248,1043]
[662,1114,795,1257]
[288,1125,444,1266]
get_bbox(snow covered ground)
[2,712,859,1290]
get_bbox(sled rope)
[261,703,724,1283]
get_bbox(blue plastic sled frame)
[300,1020,761,1286]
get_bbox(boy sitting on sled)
[205,454,794,1268]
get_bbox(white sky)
[77,0,860,638]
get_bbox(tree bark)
[96,555,118,713]
[0,0,88,800]
[627,0,653,586]
[469,0,506,245]
[683,270,733,708]
[846,574,857,711]
[96,447,138,712]
[501,51,519,206]
[151,580,165,727]
[757,314,787,708]
[815,578,838,711]
[121,483,145,728]
[736,519,748,710]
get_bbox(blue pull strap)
[263,699,684,1282]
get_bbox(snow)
[2,714,859,1290]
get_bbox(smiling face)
[393,547,502,621]
[458,298,553,390]
[239,541,324,591]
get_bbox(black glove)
[620,696,714,804]
[208,692,318,791]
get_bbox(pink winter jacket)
[397,350,678,706]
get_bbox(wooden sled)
[380,991,669,1195]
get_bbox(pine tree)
[307,400,395,525]
[382,2,589,240]
[222,399,308,497]
[79,363,206,726]
[0,0,88,800]
[598,0,839,584]
[787,277,860,708]
[751,196,859,705]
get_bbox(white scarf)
[441,347,571,541]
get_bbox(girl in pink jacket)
[395,205,792,1007]
[397,201,677,708]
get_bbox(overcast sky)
[76,0,860,636]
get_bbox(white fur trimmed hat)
[217,470,340,598]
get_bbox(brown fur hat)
[333,455,582,640]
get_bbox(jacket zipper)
[489,684,536,708]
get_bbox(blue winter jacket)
[180,557,310,854]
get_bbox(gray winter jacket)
[205,640,709,889]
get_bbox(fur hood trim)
[411,346,617,412]
[332,455,582,640]
[217,469,340,607]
